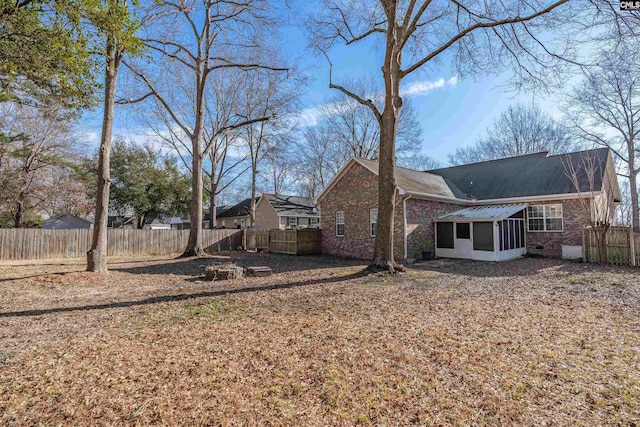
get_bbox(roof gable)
[317,157,463,203]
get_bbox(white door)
[455,222,473,258]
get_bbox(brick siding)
[320,162,405,261]
[405,199,465,259]
[525,198,588,258]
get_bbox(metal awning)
[437,204,527,222]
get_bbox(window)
[436,222,454,249]
[336,211,345,236]
[309,217,319,227]
[287,217,298,228]
[456,223,470,239]
[473,222,494,251]
[528,204,563,232]
[370,208,378,237]
[240,219,246,228]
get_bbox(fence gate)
[244,229,321,255]
[583,226,639,266]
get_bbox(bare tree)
[563,150,618,264]
[397,154,441,171]
[311,0,577,271]
[564,42,640,231]
[448,103,575,165]
[0,102,83,227]
[123,0,288,255]
[264,140,296,195]
[240,69,301,227]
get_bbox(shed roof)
[437,204,528,222]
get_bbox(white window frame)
[287,217,298,228]
[309,217,319,226]
[370,208,377,237]
[336,211,345,237]
[527,204,563,232]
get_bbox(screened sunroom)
[434,204,527,261]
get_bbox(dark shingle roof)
[427,148,611,200]
[42,215,92,229]
[217,198,258,218]
[264,194,318,216]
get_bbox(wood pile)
[205,264,243,281]
[246,266,272,277]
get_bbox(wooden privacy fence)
[583,226,640,266]
[244,229,322,255]
[0,228,243,261]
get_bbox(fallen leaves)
[0,254,639,425]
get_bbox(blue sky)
[80,1,566,167]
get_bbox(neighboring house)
[143,217,172,230]
[318,148,620,262]
[169,217,187,230]
[42,214,93,230]
[216,198,258,229]
[107,215,135,229]
[255,193,320,230]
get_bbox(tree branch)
[402,0,570,77]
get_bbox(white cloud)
[401,76,458,97]
[297,76,459,128]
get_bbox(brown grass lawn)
[0,253,639,426]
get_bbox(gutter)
[403,190,602,205]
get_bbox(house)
[255,193,320,229]
[42,214,93,229]
[216,198,258,229]
[107,215,135,229]
[143,217,172,230]
[318,148,620,262]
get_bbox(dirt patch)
[0,254,639,425]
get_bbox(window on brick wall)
[528,204,563,232]
[370,208,377,237]
[336,211,345,236]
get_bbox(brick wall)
[320,162,405,261]
[405,199,466,259]
[526,198,589,258]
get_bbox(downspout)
[403,196,410,260]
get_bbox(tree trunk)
[250,164,257,228]
[628,145,639,231]
[209,186,216,229]
[371,21,402,272]
[209,156,217,229]
[14,199,23,228]
[87,35,118,273]
[137,214,145,229]
[182,71,207,257]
